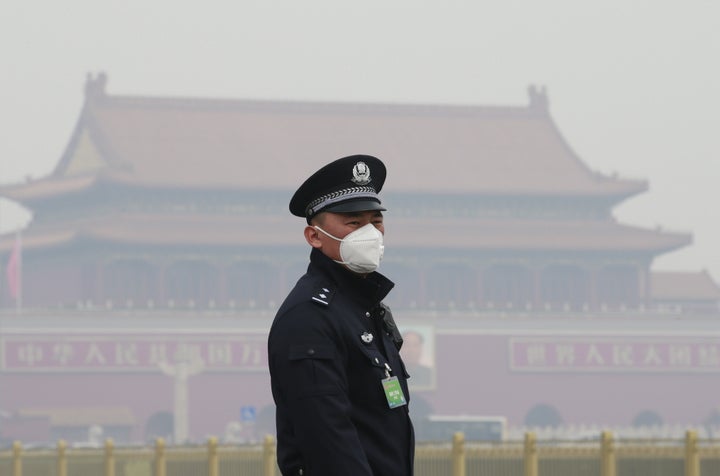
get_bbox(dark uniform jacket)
[269,248,414,476]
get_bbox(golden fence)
[1,430,719,476]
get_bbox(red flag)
[6,234,21,300]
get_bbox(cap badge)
[351,161,371,185]
[360,332,374,344]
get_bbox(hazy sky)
[1,1,719,281]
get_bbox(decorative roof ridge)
[83,72,548,119]
[84,71,108,100]
[95,94,546,118]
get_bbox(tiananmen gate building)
[1,73,718,445]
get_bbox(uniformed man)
[268,154,414,476]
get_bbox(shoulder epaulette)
[311,287,334,306]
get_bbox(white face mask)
[314,223,385,274]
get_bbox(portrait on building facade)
[400,325,435,390]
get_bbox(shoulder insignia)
[311,287,334,306]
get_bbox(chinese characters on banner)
[1,334,267,372]
[510,337,720,373]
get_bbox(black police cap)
[289,154,387,220]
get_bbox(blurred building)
[1,73,718,444]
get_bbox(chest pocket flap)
[287,344,339,398]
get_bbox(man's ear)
[304,225,323,249]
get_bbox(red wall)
[2,330,718,443]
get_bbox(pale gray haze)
[1,1,719,280]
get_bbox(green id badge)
[381,376,407,409]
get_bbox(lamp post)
[158,348,204,444]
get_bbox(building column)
[475,266,484,306]
[418,266,428,307]
[532,267,542,309]
[157,261,167,306]
[588,266,598,310]
[638,263,649,307]
[216,259,228,308]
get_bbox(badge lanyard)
[365,309,406,409]
[381,363,407,409]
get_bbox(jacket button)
[365,311,371,317]
[307,348,315,356]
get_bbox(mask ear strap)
[314,226,342,242]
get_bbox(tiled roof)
[2,75,646,201]
[0,174,99,201]
[0,213,690,254]
[650,271,720,300]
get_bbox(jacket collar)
[308,248,394,308]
